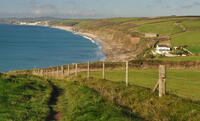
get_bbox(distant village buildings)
[18,21,49,26]
[19,22,41,25]
[145,33,158,38]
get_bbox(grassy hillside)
[53,80,138,121]
[66,76,200,121]
[0,74,52,121]
[171,31,200,54]
[50,16,200,60]
[49,19,91,26]
[182,20,200,29]
[138,21,182,35]
[3,67,200,120]
[79,69,200,101]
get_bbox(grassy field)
[79,69,200,101]
[182,20,200,29]
[66,76,200,121]
[153,56,200,61]
[3,67,200,120]
[53,80,138,121]
[49,19,91,26]
[137,21,182,35]
[171,31,200,54]
[0,74,52,121]
[105,17,143,23]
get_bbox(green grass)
[182,20,200,29]
[123,19,170,25]
[0,74,52,121]
[79,69,200,101]
[105,17,142,23]
[171,31,200,54]
[54,80,137,121]
[49,19,91,26]
[153,56,200,61]
[137,22,182,35]
[67,77,200,121]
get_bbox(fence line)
[31,62,170,97]
[30,62,200,98]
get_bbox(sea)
[0,24,105,72]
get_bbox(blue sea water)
[0,24,105,72]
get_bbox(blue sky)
[0,0,200,18]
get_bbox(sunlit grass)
[0,74,52,121]
[79,69,200,100]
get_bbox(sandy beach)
[50,25,108,60]
[51,25,98,42]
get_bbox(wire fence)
[29,61,200,99]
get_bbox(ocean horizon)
[0,24,105,72]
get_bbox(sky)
[0,0,200,18]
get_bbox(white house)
[155,45,171,54]
[145,33,158,38]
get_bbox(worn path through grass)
[46,80,63,121]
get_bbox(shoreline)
[50,25,99,44]
[9,23,137,62]
[49,25,106,61]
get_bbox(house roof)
[157,45,169,48]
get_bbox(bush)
[144,50,155,59]
[170,47,189,55]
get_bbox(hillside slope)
[49,16,200,61]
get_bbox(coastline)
[10,23,137,62]
[49,25,107,60]
[20,24,128,62]
[50,25,99,44]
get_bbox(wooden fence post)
[51,68,54,78]
[41,69,44,76]
[57,67,59,78]
[43,69,45,77]
[126,61,129,86]
[33,65,36,75]
[37,69,39,76]
[75,64,78,76]
[102,61,105,79]
[159,65,166,97]
[61,66,64,78]
[68,65,70,76]
[38,69,40,76]
[88,62,90,78]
